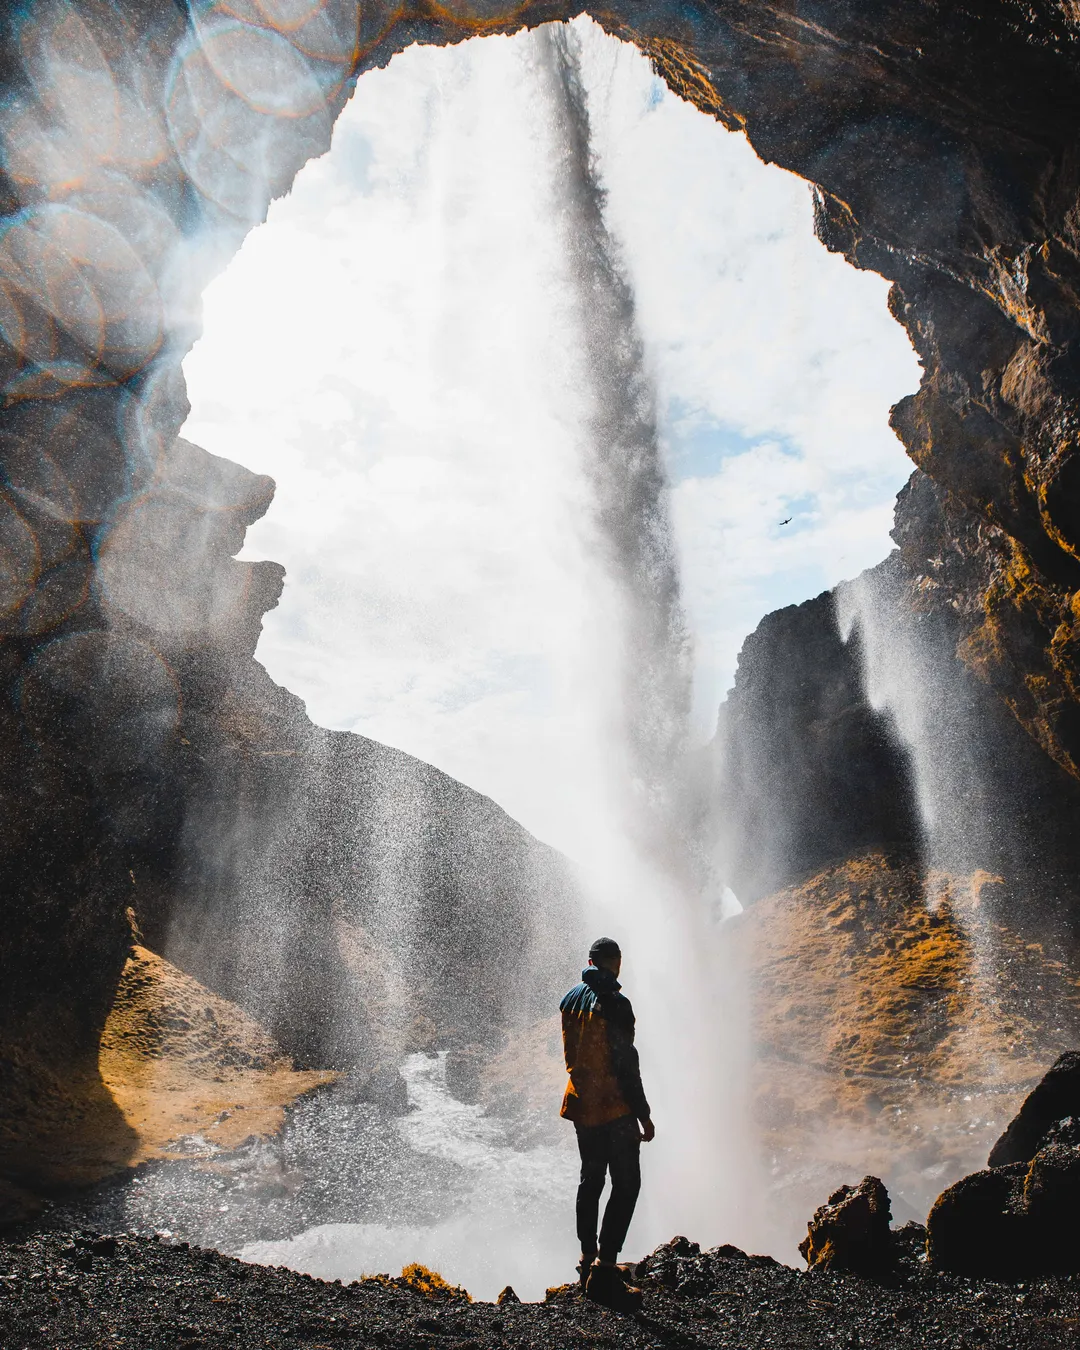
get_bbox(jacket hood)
[581,965,621,994]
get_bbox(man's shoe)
[576,1257,595,1290]
[585,1263,643,1312]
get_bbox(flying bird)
[779,516,792,526]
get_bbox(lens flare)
[0,491,41,620]
[21,629,182,770]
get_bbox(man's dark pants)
[574,1114,641,1263]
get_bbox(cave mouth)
[3,0,1080,1311]
[100,19,925,1292]
[181,16,920,860]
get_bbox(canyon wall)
[718,470,1080,921]
[1,0,1080,1190]
[0,428,583,1193]
[715,468,1080,1241]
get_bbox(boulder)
[799,1176,894,1274]
[925,1163,1028,1278]
[1022,1140,1080,1274]
[988,1053,1080,1167]
[928,1119,1080,1277]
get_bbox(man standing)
[560,937,654,1310]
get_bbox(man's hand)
[639,1118,655,1143]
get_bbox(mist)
[175,16,918,1295]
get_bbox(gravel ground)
[2,1229,1078,1349]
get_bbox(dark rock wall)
[717,472,1080,926]
[634,0,1080,787]
[2,0,1080,1175]
[714,590,919,905]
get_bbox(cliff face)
[0,429,583,1193]
[716,474,1080,1243]
[714,590,919,905]
[2,0,1080,1191]
[630,0,1080,786]
[718,481,1080,923]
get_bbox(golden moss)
[957,535,1080,781]
[732,850,1080,1233]
[400,1263,472,1302]
[636,37,744,129]
[0,945,337,1192]
[99,945,337,1164]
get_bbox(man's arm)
[606,998,651,1124]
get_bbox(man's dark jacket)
[559,966,650,1127]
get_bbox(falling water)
[836,557,1011,1098]
[532,21,759,1259]
[535,23,691,818]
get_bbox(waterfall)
[102,19,765,1298]
[533,21,759,1258]
[534,23,691,826]
[836,555,1009,1090]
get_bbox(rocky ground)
[1,1229,1078,1350]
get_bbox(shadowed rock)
[928,1090,1080,1278]
[926,1163,1028,1278]
[799,1176,894,1275]
[988,1052,1080,1167]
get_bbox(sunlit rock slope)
[0,938,333,1215]
[731,850,1080,1250]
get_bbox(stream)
[52,1053,580,1302]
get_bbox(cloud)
[182,20,919,850]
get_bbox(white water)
[242,1053,579,1301]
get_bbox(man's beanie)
[589,937,621,961]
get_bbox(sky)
[182,18,920,854]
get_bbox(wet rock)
[926,1164,1028,1278]
[891,1220,928,1270]
[926,1053,1080,1278]
[929,1123,1080,1278]
[496,1286,519,1305]
[1021,1140,1080,1274]
[988,1052,1080,1166]
[799,1176,894,1275]
[635,1235,702,1290]
[349,1065,410,1116]
[445,1045,486,1106]
[715,592,920,904]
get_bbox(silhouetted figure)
[560,937,653,1310]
